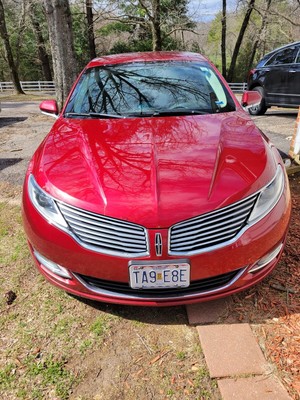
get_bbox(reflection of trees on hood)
[46,114,212,195]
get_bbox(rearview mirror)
[40,100,59,119]
[241,91,262,108]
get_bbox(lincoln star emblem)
[155,233,162,256]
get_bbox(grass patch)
[90,317,108,337]
[176,350,186,360]
[0,202,113,399]
[24,355,75,400]
[0,201,220,399]
[0,363,17,390]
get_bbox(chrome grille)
[169,193,259,255]
[57,203,149,257]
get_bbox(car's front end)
[22,52,291,306]
[23,169,290,306]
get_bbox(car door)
[263,45,299,106]
[286,45,300,106]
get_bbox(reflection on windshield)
[65,61,236,118]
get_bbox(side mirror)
[39,100,59,119]
[241,91,262,108]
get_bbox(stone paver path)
[186,299,292,400]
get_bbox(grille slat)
[172,198,255,233]
[171,217,246,243]
[172,208,251,235]
[76,236,146,253]
[171,230,239,251]
[65,220,146,242]
[170,193,258,254]
[59,206,145,236]
[57,202,148,256]
[75,233,147,250]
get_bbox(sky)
[189,0,238,21]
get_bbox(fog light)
[34,250,72,279]
[249,243,283,273]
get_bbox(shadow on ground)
[0,158,23,172]
[69,294,188,325]
[0,117,27,128]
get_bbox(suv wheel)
[248,87,267,115]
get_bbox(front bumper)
[22,180,291,307]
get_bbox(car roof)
[86,51,208,68]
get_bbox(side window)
[295,47,300,63]
[266,46,298,66]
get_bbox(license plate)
[129,262,190,289]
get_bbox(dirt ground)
[0,99,299,399]
[221,172,300,398]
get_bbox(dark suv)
[247,41,300,115]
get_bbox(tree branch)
[138,0,153,21]
[165,27,200,37]
[267,9,300,26]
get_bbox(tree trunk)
[15,0,26,73]
[221,0,227,79]
[227,0,256,82]
[43,0,78,109]
[151,0,162,51]
[247,0,272,72]
[0,0,25,94]
[30,5,53,81]
[86,0,96,59]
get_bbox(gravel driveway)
[0,101,53,201]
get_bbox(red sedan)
[22,52,291,306]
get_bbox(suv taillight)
[247,69,256,85]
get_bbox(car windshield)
[64,61,236,118]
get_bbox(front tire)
[248,86,267,116]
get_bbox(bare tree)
[247,0,272,71]
[0,0,25,94]
[150,0,161,51]
[133,0,162,50]
[43,0,78,108]
[86,0,96,58]
[221,0,226,78]
[227,0,256,82]
[14,0,27,73]
[139,0,196,50]
[96,0,195,52]
[30,2,52,81]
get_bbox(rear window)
[65,61,236,118]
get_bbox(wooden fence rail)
[0,81,55,92]
[0,81,247,94]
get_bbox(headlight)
[248,165,284,223]
[28,174,68,228]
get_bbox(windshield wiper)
[64,112,126,119]
[127,108,211,118]
[66,108,211,119]
[152,108,211,116]
[89,112,126,119]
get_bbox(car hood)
[33,111,276,228]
